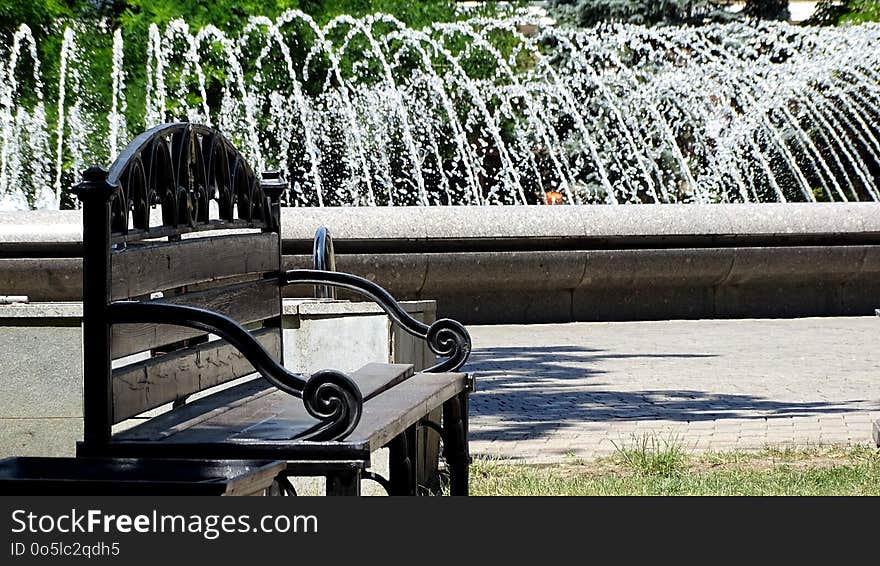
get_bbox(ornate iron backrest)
[99,122,281,238]
[72,122,291,446]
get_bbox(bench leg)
[389,426,417,495]
[418,408,444,495]
[443,392,470,496]
[326,470,361,496]
[265,476,297,496]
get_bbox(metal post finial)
[71,165,116,201]
[260,170,287,231]
[260,170,287,200]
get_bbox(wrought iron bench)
[72,122,473,496]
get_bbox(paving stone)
[465,317,880,462]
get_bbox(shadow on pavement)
[463,346,873,441]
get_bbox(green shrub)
[805,0,880,25]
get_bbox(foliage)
[1,1,464,110]
[0,1,473,204]
[839,0,880,22]
[0,0,71,34]
[547,0,736,26]
[297,0,459,27]
[805,0,880,25]
[546,0,793,27]
[0,1,460,33]
[741,0,790,20]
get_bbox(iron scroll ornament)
[107,301,363,441]
[101,122,271,235]
[284,270,472,373]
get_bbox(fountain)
[1,12,879,210]
[3,12,880,324]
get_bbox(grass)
[469,435,880,496]
[611,433,688,477]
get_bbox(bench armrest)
[107,301,362,441]
[284,269,472,372]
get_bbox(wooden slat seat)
[103,370,468,465]
[116,363,415,442]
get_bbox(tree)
[742,0,790,20]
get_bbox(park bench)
[68,122,473,495]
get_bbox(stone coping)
[0,300,436,321]
[278,203,880,241]
[3,204,880,248]
[282,298,435,317]
[0,301,83,318]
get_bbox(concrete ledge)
[3,204,880,323]
[277,203,880,243]
[5,204,880,250]
[284,299,436,318]
[286,246,880,322]
[0,258,82,301]
[0,418,82,457]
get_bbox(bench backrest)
[73,122,286,446]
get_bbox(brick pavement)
[462,317,880,463]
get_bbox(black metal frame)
[312,226,337,299]
[72,123,291,447]
[101,122,275,236]
[285,270,471,373]
[72,122,473,494]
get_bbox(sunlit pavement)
[463,317,880,463]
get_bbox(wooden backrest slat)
[112,327,281,422]
[110,232,279,300]
[111,278,281,358]
[109,220,270,245]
